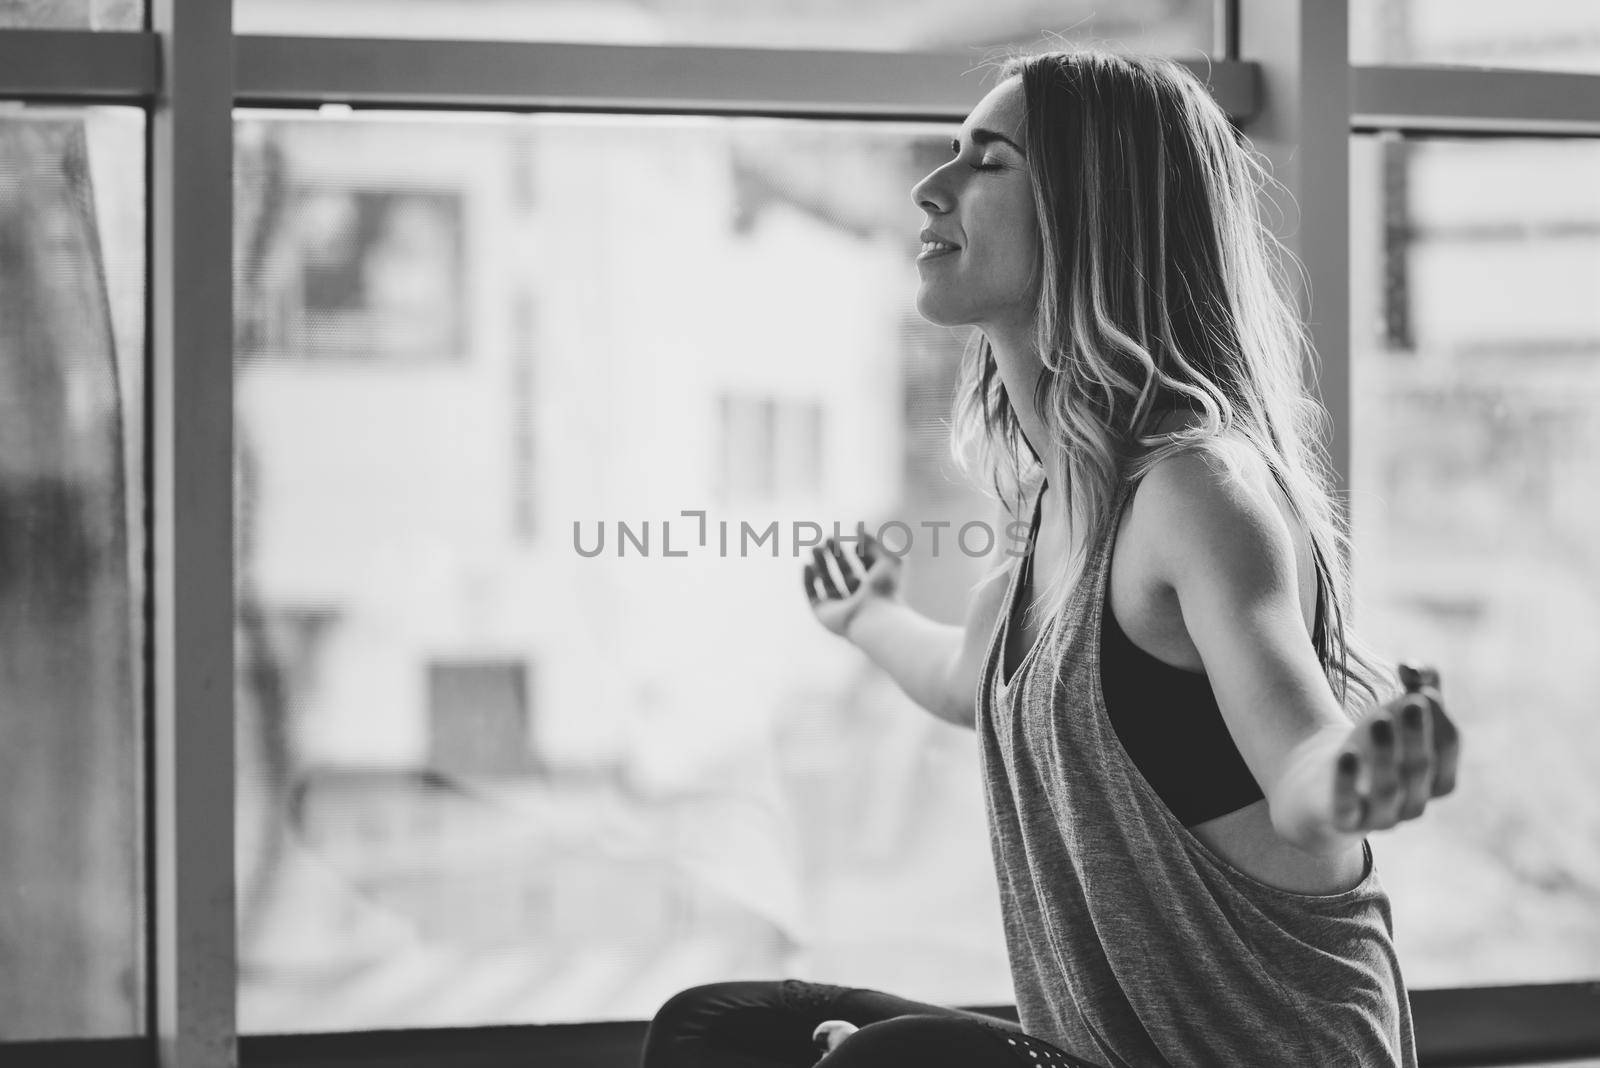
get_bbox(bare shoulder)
[1137,436,1274,515]
[1131,437,1302,595]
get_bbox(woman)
[640,48,1459,1068]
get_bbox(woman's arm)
[804,525,1016,729]
[845,562,1015,729]
[844,598,967,726]
[1139,446,1461,858]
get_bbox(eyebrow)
[968,127,1026,157]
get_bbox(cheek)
[994,219,1041,291]
[995,196,1041,272]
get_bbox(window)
[0,106,146,1040]
[1352,0,1600,74]
[245,151,469,362]
[715,393,825,503]
[428,660,535,776]
[233,110,1008,1032]
[0,0,140,30]
[10,0,1600,1062]
[1351,134,1600,987]
[234,0,1214,54]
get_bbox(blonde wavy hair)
[951,48,1391,714]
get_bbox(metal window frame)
[1239,0,1354,492]
[148,3,237,1068]
[228,36,1260,117]
[6,986,1600,1067]
[1,0,1598,1063]
[1352,64,1600,136]
[0,29,157,98]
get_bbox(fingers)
[1338,663,1459,833]
[803,561,822,606]
[828,538,861,595]
[1427,689,1461,797]
[1334,714,1409,833]
[1392,662,1437,820]
[1332,750,1367,832]
[810,545,843,599]
[1399,661,1460,799]
[801,525,892,614]
[1362,715,1405,828]
[1392,693,1435,820]
[855,521,878,570]
[804,533,869,605]
[1396,662,1437,693]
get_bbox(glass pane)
[0,106,146,1038]
[1351,134,1600,987]
[1352,0,1600,74]
[0,0,141,30]
[235,111,1013,1031]
[234,0,1213,54]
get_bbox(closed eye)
[949,137,1001,171]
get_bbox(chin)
[912,290,973,328]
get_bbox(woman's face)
[909,76,1041,336]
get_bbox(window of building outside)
[272,185,468,362]
[717,393,826,503]
[427,660,536,777]
[1351,133,1600,989]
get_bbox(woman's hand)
[802,522,903,639]
[1330,664,1461,833]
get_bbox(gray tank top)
[976,478,1417,1067]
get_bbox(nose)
[910,163,952,217]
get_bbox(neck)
[981,323,1075,547]
[983,323,1052,471]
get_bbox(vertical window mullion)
[1238,0,1353,495]
[150,1,237,1065]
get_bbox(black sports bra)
[1100,530,1327,827]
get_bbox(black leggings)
[638,978,1098,1067]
